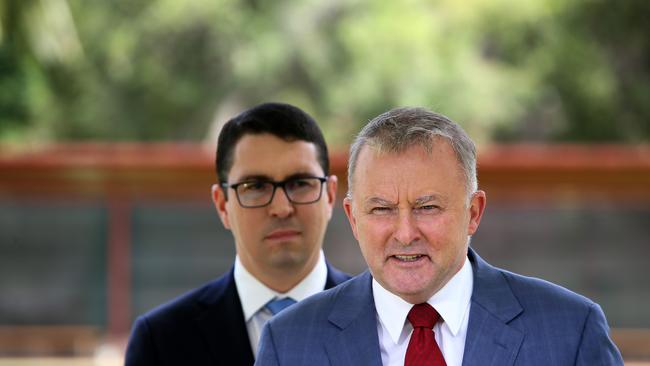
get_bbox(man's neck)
[234,251,328,320]
[242,251,322,293]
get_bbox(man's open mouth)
[393,254,425,262]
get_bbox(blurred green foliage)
[1,0,649,144]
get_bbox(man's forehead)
[228,134,323,181]
[350,141,463,199]
[356,140,460,173]
[229,158,324,181]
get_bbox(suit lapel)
[195,269,254,365]
[192,264,348,365]
[462,249,524,366]
[324,272,383,366]
[462,302,524,366]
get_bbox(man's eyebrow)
[364,197,397,207]
[284,172,323,180]
[413,194,441,206]
[235,174,272,182]
[235,171,320,182]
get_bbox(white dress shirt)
[373,256,473,366]
[234,250,328,356]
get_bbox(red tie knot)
[407,303,440,329]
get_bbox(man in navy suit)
[256,107,623,365]
[125,103,350,366]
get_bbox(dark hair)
[216,102,329,184]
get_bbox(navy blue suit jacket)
[125,263,350,366]
[256,249,623,365]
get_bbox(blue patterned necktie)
[265,297,297,315]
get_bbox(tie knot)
[265,297,297,315]
[407,303,440,329]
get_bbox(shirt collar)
[373,255,474,344]
[234,250,327,321]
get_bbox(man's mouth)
[393,254,426,262]
[265,229,301,240]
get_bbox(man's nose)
[267,187,295,218]
[393,210,420,245]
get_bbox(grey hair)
[347,107,478,198]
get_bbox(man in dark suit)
[256,107,623,365]
[125,102,350,366]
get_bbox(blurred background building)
[1,0,649,364]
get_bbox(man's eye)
[415,205,439,214]
[241,181,268,192]
[370,207,393,215]
[287,179,314,189]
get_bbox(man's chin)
[267,251,308,269]
[381,272,440,303]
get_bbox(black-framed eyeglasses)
[221,176,328,208]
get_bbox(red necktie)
[405,303,447,366]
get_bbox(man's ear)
[467,190,486,236]
[319,175,338,221]
[212,184,231,230]
[343,196,359,241]
[326,175,338,203]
